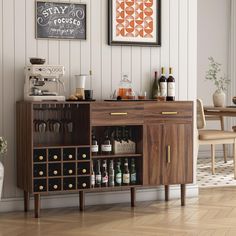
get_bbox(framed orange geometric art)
[108,0,161,46]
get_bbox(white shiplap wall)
[0,0,197,204]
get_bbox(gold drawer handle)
[167,145,171,164]
[161,112,178,115]
[39,185,44,190]
[110,112,128,116]
[53,170,58,175]
[68,170,73,174]
[39,156,44,161]
[82,169,87,174]
[39,171,44,176]
[68,184,73,189]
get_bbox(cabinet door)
[146,124,163,185]
[162,123,193,185]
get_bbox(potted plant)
[205,57,230,107]
[0,136,7,199]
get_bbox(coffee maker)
[24,65,65,101]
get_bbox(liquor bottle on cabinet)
[91,161,95,188]
[151,71,159,99]
[101,160,108,187]
[91,132,99,156]
[159,67,167,97]
[115,159,122,186]
[95,160,101,187]
[123,158,130,185]
[130,158,137,185]
[101,130,112,155]
[108,160,115,187]
[167,67,175,101]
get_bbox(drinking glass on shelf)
[138,91,147,100]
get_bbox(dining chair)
[197,99,236,178]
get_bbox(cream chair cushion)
[199,130,236,140]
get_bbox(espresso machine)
[24,65,65,101]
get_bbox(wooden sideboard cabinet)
[16,101,193,218]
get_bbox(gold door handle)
[167,145,171,164]
[161,112,178,115]
[110,112,128,116]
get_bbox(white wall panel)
[0,0,197,205]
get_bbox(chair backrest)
[197,99,206,129]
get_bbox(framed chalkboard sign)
[36,1,86,40]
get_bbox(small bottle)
[101,130,112,155]
[130,158,137,185]
[101,160,108,187]
[95,160,101,187]
[108,160,115,187]
[91,161,95,188]
[167,67,175,101]
[91,132,99,156]
[115,159,122,186]
[159,67,167,97]
[122,158,130,185]
[152,71,159,99]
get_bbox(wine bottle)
[108,160,115,187]
[91,161,95,188]
[122,158,130,185]
[167,67,175,101]
[101,130,112,155]
[95,160,101,187]
[159,67,167,97]
[101,160,108,187]
[152,71,159,99]
[115,159,122,186]
[91,132,99,156]
[130,158,137,185]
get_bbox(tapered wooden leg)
[211,144,215,175]
[24,191,30,212]
[234,140,236,179]
[181,184,186,206]
[131,187,136,207]
[165,185,169,201]
[79,191,85,211]
[34,194,40,218]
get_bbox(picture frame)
[108,0,161,46]
[36,1,86,40]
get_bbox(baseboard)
[0,184,199,213]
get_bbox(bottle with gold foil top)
[159,67,167,97]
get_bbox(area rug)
[197,157,236,188]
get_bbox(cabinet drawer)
[34,164,47,178]
[48,163,61,177]
[48,178,61,191]
[33,149,46,162]
[77,162,90,175]
[48,149,61,162]
[78,177,90,189]
[144,102,193,122]
[34,179,47,192]
[91,102,144,126]
[77,148,90,160]
[63,177,76,191]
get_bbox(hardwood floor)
[1,188,236,235]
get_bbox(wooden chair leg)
[223,144,227,163]
[131,187,136,207]
[211,144,215,175]
[234,140,236,179]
